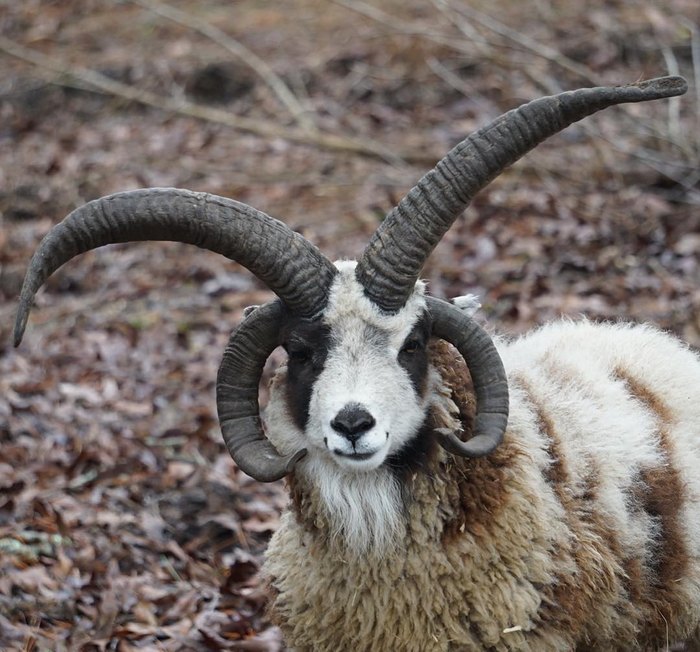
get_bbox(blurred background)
[1,1,698,649]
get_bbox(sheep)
[13,76,700,650]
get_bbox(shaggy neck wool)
[291,458,405,553]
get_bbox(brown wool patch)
[511,374,568,495]
[622,556,646,604]
[512,375,626,643]
[440,442,521,544]
[286,472,328,542]
[613,366,674,425]
[635,459,690,640]
[429,339,476,436]
[639,463,688,586]
[551,462,618,636]
[431,341,522,544]
[286,472,305,525]
[613,367,690,644]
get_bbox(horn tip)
[285,447,308,472]
[435,428,500,458]
[632,75,688,98]
[231,439,308,482]
[13,308,29,348]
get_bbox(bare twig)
[334,0,541,94]
[129,0,317,132]
[344,0,588,92]
[444,0,597,85]
[429,0,502,54]
[0,35,423,165]
[680,18,700,154]
[661,45,683,144]
[332,0,488,50]
[333,0,429,35]
[425,57,495,114]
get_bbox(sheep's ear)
[450,294,481,318]
[243,305,260,318]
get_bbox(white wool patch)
[325,260,427,330]
[499,319,700,571]
[451,293,481,317]
[305,455,405,552]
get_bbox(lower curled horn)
[217,300,307,481]
[427,297,509,457]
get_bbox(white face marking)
[304,262,429,471]
[264,261,438,552]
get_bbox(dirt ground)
[1,1,699,650]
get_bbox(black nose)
[331,403,376,443]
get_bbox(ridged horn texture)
[13,187,337,346]
[218,301,307,482]
[356,76,688,313]
[427,297,508,457]
[14,187,335,482]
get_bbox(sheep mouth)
[333,450,376,462]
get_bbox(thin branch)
[429,0,502,54]
[680,18,700,155]
[445,0,597,84]
[0,35,424,165]
[333,0,422,33]
[129,0,317,132]
[425,57,495,114]
[335,0,572,93]
[661,45,682,144]
[335,0,543,94]
[332,0,488,50]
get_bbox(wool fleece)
[263,321,700,651]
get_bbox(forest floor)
[1,1,699,650]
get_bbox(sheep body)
[264,312,700,651]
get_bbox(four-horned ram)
[14,76,700,651]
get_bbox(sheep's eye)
[400,339,422,355]
[287,345,313,364]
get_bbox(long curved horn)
[356,76,688,313]
[217,300,306,482]
[427,297,508,457]
[14,187,334,482]
[14,187,337,345]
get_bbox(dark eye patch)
[398,312,431,395]
[285,336,315,365]
[281,318,331,430]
